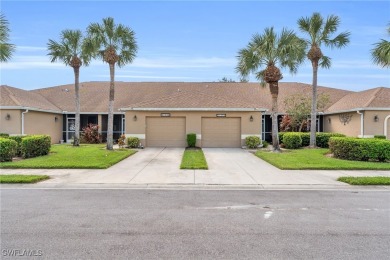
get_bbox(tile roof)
[0,85,62,112]
[1,82,387,114]
[325,87,390,112]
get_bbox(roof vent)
[63,88,69,92]
[178,89,180,92]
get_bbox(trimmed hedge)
[279,132,345,148]
[374,135,386,139]
[187,133,196,147]
[0,133,10,138]
[127,137,140,148]
[329,137,390,162]
[245,136,261,149]
[0,138,17,162]
[8,135,29,157]
[21,135,51,159]
[282,133,302,149]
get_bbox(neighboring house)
[0,82,389,146]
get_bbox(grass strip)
[0,144,136,169]
[255,148,390,170]
[180,149,208,170]
[0,175,50,183]
[337,176,390,185]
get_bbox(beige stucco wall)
[125,111,262,147]
[24,111,63,144]
[363,111,390,137]
[323,112,361,137]
[324,110,390,138]
[0,109,22,135]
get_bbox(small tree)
[283,93,329,132]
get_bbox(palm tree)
[236,27,306,151]
[48,30,94,146]
[87,17,137,150]
[0,13,15,62]
[298,13,350,148]
[371,24,390,68]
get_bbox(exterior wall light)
[328,118,331,124]
[374,115,379,122]
[133,115,137,121]
[5,114,11,120]
[250,115,254,122]
[55,116,58,122]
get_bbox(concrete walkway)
[1,148,390,189]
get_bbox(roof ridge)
[3,86,22,106]
[364,87,383,107]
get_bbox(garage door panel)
[202,118,241,148]
[146,117,186,147]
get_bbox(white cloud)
[0,56,63,69]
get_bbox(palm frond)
[324,31,351,49]
[0,13,15,62]
[371,39,390,68]
[319,55,331,69]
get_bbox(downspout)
[357,110,363,137]
[21,109,29,135]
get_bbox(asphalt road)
[1,189,389,259]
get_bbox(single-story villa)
[1,82,389,147]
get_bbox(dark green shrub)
[8,135,29,157]
[300,133,310,147]
[283,133,302,149]
[245,136,261,149]
[81,124,101,144]
[187,133,196,147]
[21,135,51,159]
[0,133,9,138]
[374,135,386,139]
[127,137,140,148]
[279,132,285,144]
[0,138,17,162]
[316,133,345,148]
[262,141,269,148]
[329,137,390,162]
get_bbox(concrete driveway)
[2,147,390,188]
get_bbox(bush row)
[329,137,390,162]
[0,135,51,161]
[279,132,346,149]
[127,137,140,148]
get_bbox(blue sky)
[1,0,389,91]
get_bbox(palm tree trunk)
[73,66,80,147]
[310,61,318,148]
[270,82,280,152]
[107,63,115,150]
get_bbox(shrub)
[245,136,261,149]
[0,133,10,138]
[8,135,29,157]
[283,133,302,149]
[21,135,51,159]
[316,133,345,148]
[118,134,126,148]
[127,137,140,148]
[0,138,17,162]
[329,137,390,162]
[187,133,196,148]
[81,124,101,144]
[262,141,269,148]
[374,135,386,139]
[279,132,285,144]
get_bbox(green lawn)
[338,176,390,185]
[0,175,50,183]
[255,148,390,170]
[180,149,208,169]
[0,144,136,169]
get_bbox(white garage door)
[146,117,186,147]
[202,118,241,148]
